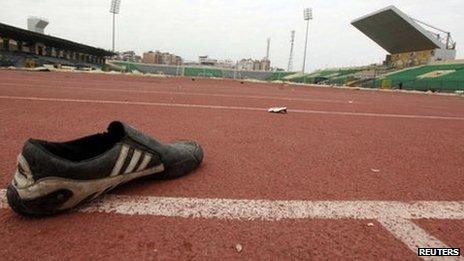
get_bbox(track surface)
[0,70,463,260]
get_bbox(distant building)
[143,50,182,65]
[216,59,235,69]
[142,51,160,64]
[199,55,217,66]
[253,60,261,71]
[114,51,141,63]
[162,52,182,65]
[260,58,271,71]
[237,58,271,71]
[237,58,253,71]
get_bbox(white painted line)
[78,198,464,220]
[1,95,464,121]
[378,217,461,261]
[1,189,462,220]
[290,108,464,121]
[0,189,6,209]
[0,189,462,259]
[0,95,262,111]
[0,82,353,104]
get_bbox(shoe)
[6,121,203,216]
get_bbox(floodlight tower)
[288,30,295,71]
[110,0,121,52]
[302,8,313,73]
[266,38,271,60]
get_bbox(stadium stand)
[352,6,456,69]
[286,67,370,84]
[0,22,114,68]
[364,62,464,91]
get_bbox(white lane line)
[77,198,464,220]
[0,189,6,209]
[0,190,462,258]
[1,95,464,121]
[290,108,464,121]
[1,189,462,220]
[378,218,461,261]
[0,82,353,104]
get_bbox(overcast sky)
[2,0,463,71]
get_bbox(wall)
[113,61,276,80]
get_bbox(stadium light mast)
[110,0,121,52]
[288,30,295,72]
[302,8,313,73]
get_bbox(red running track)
[0,70,463,260]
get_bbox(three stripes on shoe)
[110,145,156,176]
[13,144,158,190]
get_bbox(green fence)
[265,71,294,81]
[287,76,324,84]
[112,61,139,72]
[184,67,223,78]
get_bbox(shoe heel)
[6,185,73,216]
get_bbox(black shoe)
[7,121,203,216]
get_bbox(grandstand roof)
[0,22,114,57]
[351,5,443,54]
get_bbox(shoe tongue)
[107,121,165,150]
[107,121,128,139]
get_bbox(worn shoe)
[7,121,203,216]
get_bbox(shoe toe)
[162,140,203,179]
[181,141,204,163]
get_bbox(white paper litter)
[268,107,287,113]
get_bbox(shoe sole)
[7,164,165,216]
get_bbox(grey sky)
[2,0,463,71]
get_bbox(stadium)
[109,6,463,92]
[1,6,463,92]
[0,2,463,260]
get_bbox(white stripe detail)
[14,154,35,188]
[124,149,142,174]
[110,145,129,176]
[13,170,33,188]
[7,164,165,210]
[1,95,464,121]
[17,154,32,179]
[136,153,152,171]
